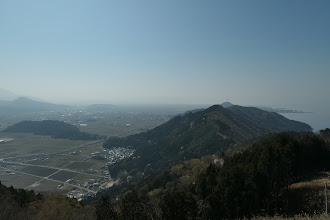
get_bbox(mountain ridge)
[228,105,313,131]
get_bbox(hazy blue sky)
[1,0,330,109]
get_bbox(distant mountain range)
[0,88,20,101]
[104,104,312,178]
[0,97,69,113]
[0,88,306,115]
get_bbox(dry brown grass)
[249,214,330,219]
[248,172,330,220]
[290,172,330,190]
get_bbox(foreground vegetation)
[0,182,96,220]
[250,215,330,220]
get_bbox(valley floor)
[0,133,118,200]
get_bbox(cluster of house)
[89,147,135,164]
[68,191,85,200]
[105,147,135,164]
[89,151,104,160]
[81,179,100,189]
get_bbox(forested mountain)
[3,120,102,140]
[104,105,312,178]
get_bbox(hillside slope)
[228,105,312,132]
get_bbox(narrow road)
[2,161,102,178]
[0,140,104,161]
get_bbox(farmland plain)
[0,104,205,198]
[0,132,110,198]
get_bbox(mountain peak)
[220,102,233,108]
[14,97,36,103]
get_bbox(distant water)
[281,110,330,131]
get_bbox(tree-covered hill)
[104,105,312,178]
[3,120,102,140]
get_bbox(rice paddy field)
[0,133,107,195]
[0,133,85,158]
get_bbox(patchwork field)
[0,133,107,196]
[30,179,70,193]
[0,133,85,159]
[50,170,78,182]
[65,162,94,170]
[20,166,58,177]
[0,170,41,189]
